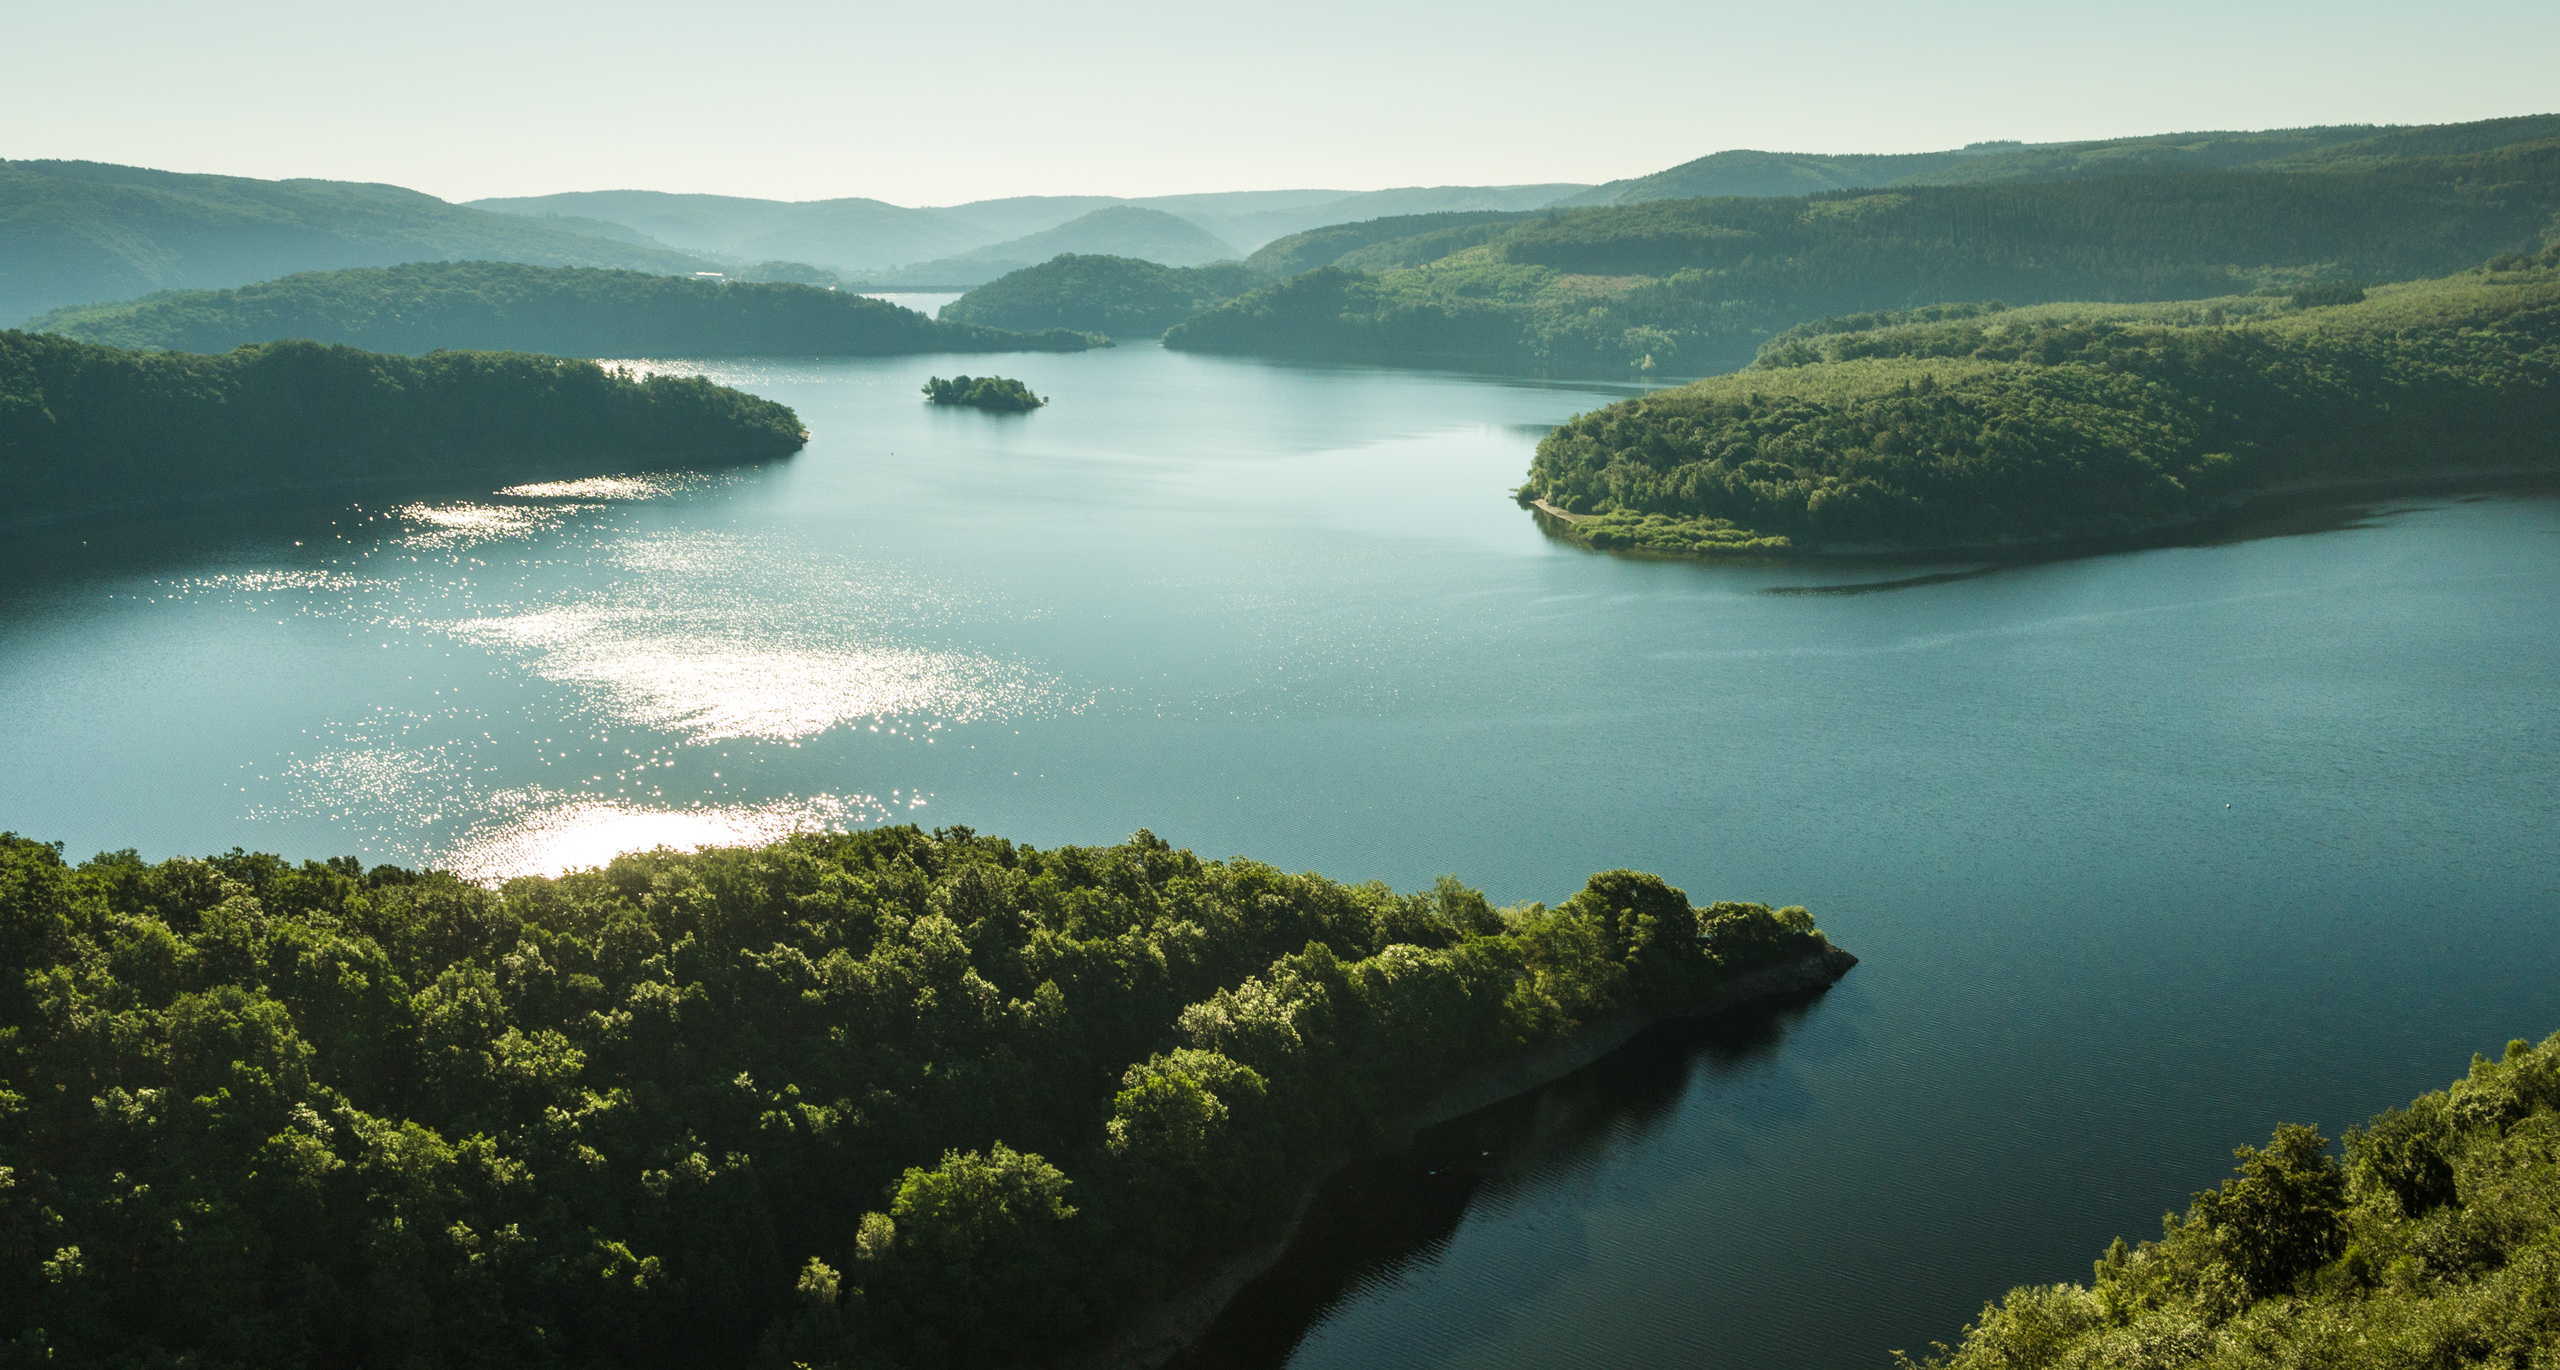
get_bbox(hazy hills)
[860,207,1243,288]
[0,160,716,324]
[468,184,1591,277]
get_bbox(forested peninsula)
[1915,1032,2560,1370]
[1166,137,2560,377]
[0,331,805,525]
[939,255,1259,339]
[24,261,1103,359]
[1514,251,2560,556]
[0,827,1849,1369]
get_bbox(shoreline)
[1524,462,2560,565]
[1080,943,1859,1369]
[0,445,804,534]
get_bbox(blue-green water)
[4,343,2556,1368]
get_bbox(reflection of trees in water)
[1170,988,1833,1370]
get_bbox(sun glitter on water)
[440,790,889,885]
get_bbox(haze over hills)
[0,160,716,324]
[862,207,1244,288]
[467,183,1594,276]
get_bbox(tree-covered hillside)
[1912,1029,2560,1370]
[0,160,717,325]
[1559,113,2560,206]
[1168,143,2560,377]
[939,255,1260,338]
[22,261,1103,360]
[1243,209,1545,279]
[0,827,1844,1369]
[1514,250,2560,555]
[0,330,806,524]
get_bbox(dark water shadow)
[1166,986,1838,1370]
[1525,475,2560,590]
[0,456,795,604]
[1762,565,2009,596]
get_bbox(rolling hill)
[0,160,716,325]
[1166,140,2560,377]
[938,255,1260,338]
[23,261,1102,359]
[1558,114,2560,207]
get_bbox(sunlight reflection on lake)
[441,790,889,884]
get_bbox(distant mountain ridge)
[0,160,716,324]
[466,184,1593,275]
[859,208,1244,288]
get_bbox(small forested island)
[0,827,1849,1369]
[0,331,805,525]
[1514,249,2560,556]
[939,254,1259,339]
[1917,1033,2560,1369]
[923,373,1046,412]
[1167,133,2560,378]
[24,261,1105,359]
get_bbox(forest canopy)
[922,374,1045,412]
[0,826,1844,1369]
[1514,251,2560,554]
[1168,141,2560,378]
[1911,1029,2560,1370]
[0,330,806,525]
[938,255,1259,339]
[23,261,1104,359]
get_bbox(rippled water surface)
[4,343,2556,1368]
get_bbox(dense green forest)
[1514,251,2560,554]
[1167,141,2560,377]
[1242,209,1545,279]
[923,374,1045,412]
[938,255,1259,338]
[24,262,1102,359]
[0,827,1844,1368]
[0,330,805,525]
[1911,1030,2560,1370]
[1560,114,2560,206]
[0,160,717,324]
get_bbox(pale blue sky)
[14,0,2558,205]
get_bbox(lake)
[3,341,2555,1369]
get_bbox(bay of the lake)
[3,341,2555,1369]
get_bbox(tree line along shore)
[0,330,809,526]
[0,827,1847,1369]
[1515,250,2560,557]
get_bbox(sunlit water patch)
[496,473,701,500]
[395,500,599,549]
[449,605,1050,742]
[440,790,896,884]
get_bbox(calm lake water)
[4,342,2556,1369]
